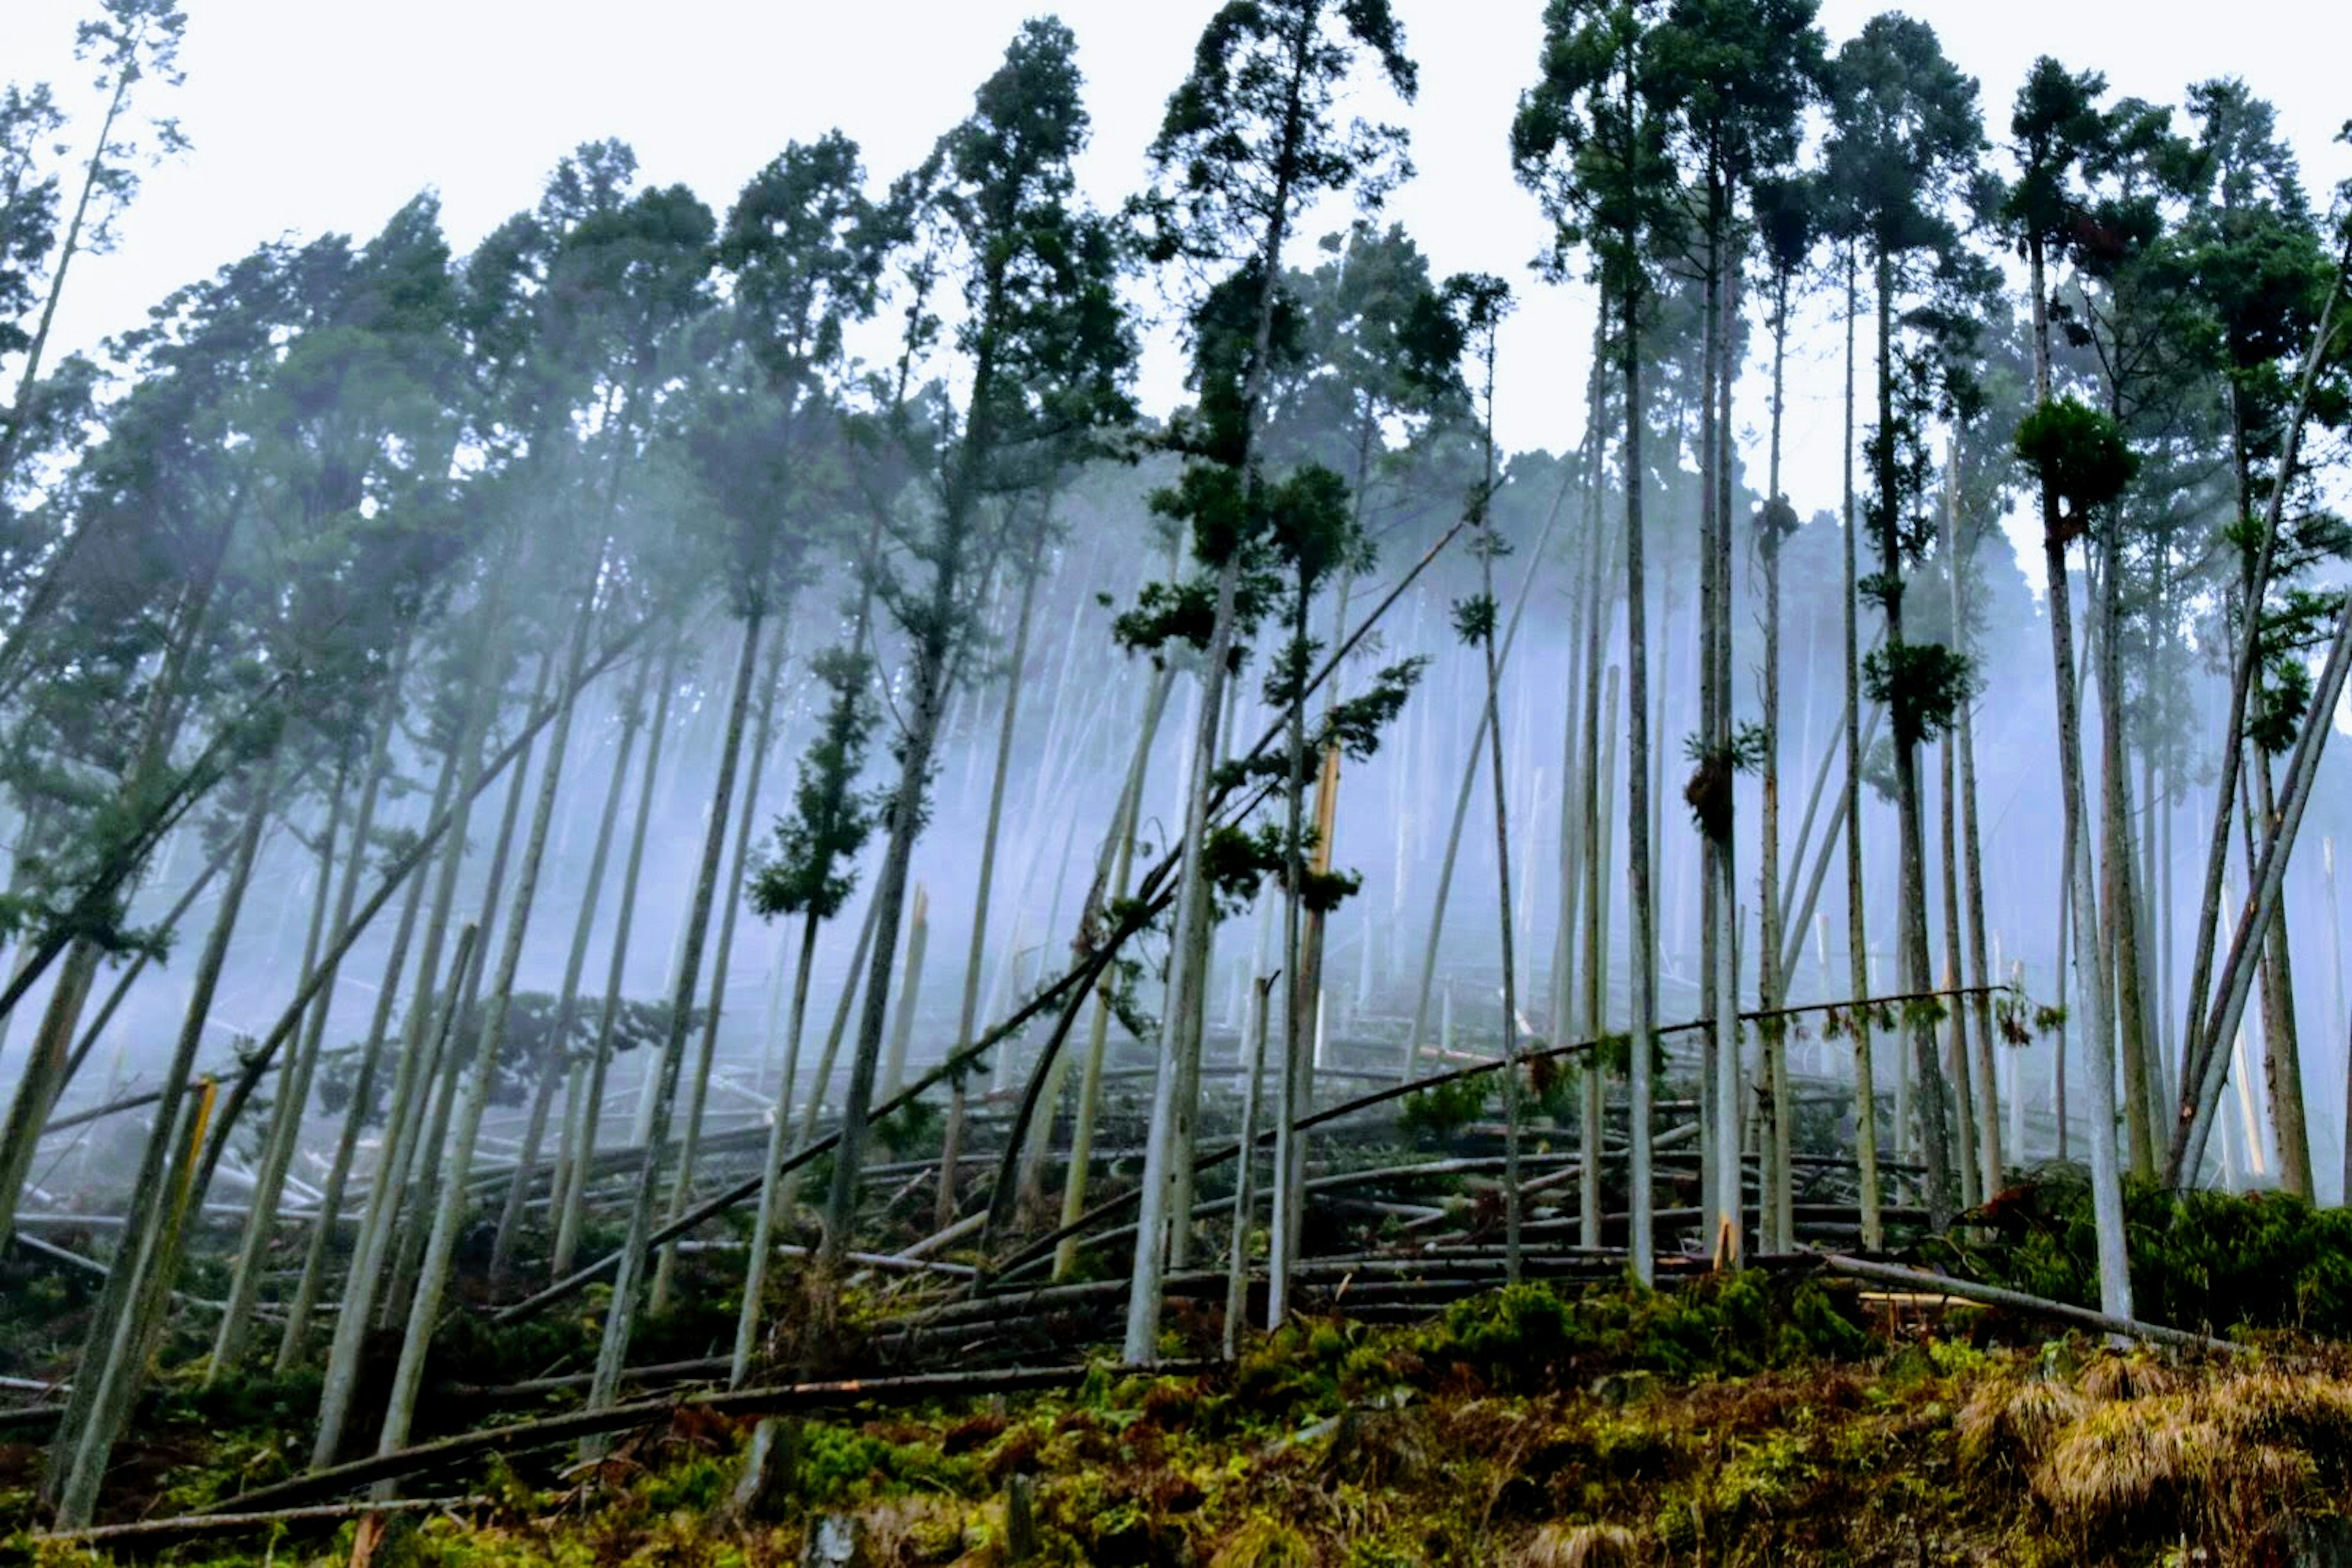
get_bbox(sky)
[4,0,2349,568]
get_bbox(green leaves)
[2014,395,2137,528]
[1862,639,1974,750]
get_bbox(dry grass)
[1207,1517,1318,1567]
[1951,1357,2352,1560]
[1518,1521,1641,1566]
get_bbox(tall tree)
[1515,0,1683,1285]
[1121,0,1414,1363]
[1823,12,1984,1229]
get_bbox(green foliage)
[1863,638,1975,748]
[752,646,878,922]
[2015,395,2138,522]
[1419,1276,1871,1393]
[1936,1173,2352,1337]
[1397,1074,1489,1143]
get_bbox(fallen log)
[36,1495,487,1548]
[207,1362,1209,1515]
[1818,1255,2243,1354]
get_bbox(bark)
[583,598,769,1440]
[655,615,793,1308]
[878,889,930,1101]
[1054,665,1172,1280]
[732,913,818,1389]
[1223,973,1276,1357]
[2098,522,2156,1182]
[2029,232,2132,1319]
[1759,268,1790,1253]
[552,635,682,1278]
[49,776,272,1528]
[2251,758,2312,1199]
[208,761,349,1378]
[494,637,654,1280]
[278,725,448,1370]
[1954,507,2000,1196]
[1621,244,1657,1287]
[1841,251,1882,1251]
[940,535,1044,1233]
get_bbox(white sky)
[4,0,2348,556]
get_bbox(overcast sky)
[5,0,2348,560]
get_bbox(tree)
[1824,12,1984,1230]
[819,17,1136,1312]
[1120,0,1414,1364]
[1514,0,1683,1286]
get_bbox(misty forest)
[3,0,2352,1562]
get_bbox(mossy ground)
[13,1270,2352,1567]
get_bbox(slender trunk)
[939,537,1044,1231]
[1621,237,1657,1284]
[50,774,271,1528]
[1759,270,1790,1253]
[2253,757,2313,1197]
[733,913,819,1389]
[2030,234,2132,1318]
[496,638,653,1281]
[584,599,767,1436]
[1268,580,1314,1325]
[1955,503,2000,1194]
[1224,973,1275,1357]
[208,761,349,1378]
[878,889,929,1101]
[655,614,793,1307]
[279,725,449,1370]
[552,635,682,1278]
[1055,666,1171,1281]
[1937,457,1980,1208]
[309,927,478,1470]
[1842,251,1881,1250]
[2099,521,2155,1180]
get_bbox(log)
[1818,1255,2242,1354]
[35,1494,488,1547]
[208,1363,1208,1515]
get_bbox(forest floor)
[9,1180,2352,1566]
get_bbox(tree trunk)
[655,616,793,1308]
[1621,246,1657,1286]
[207,757,351,1378]
[2029,233,2132,1319]
[49,774,273,1528]
[584,599,768,1439]
[939,535,1045,1232]
[552,635,683,1279]
[278,723,448,1370]
[1841,251,1882,1251]
[1054,665,1172,1281]
[495,639,654,1281]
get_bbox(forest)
[1,0,2351,1562]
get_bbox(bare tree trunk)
[940,535,1044,1232]
[50,775,273,1528]
[279,723,448,1370]
[2252,756,2313,1198]
[733,913,819,1389]
[310,927,478,1470]
[496,640,654,1280]
[208,760,349,1378]
[1758,271,1791,1254]
[1841,252,1881,1251]
[878,889,929,1101]
[552,635,683,1279]
[1054,666,1171,1281]
[1224,973,1275,1357]
[584,598,768,1439]
[1621,260,1658,1288]
[656,616,794,1308]
[2029,235,2132,1319]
